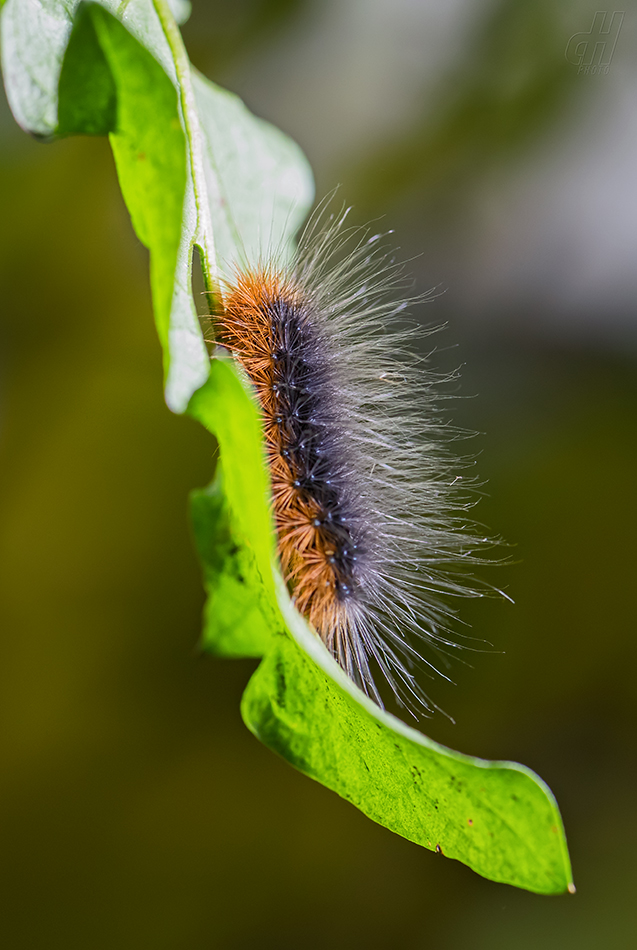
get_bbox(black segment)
[266,297,366,602]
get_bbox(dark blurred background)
[1,0,636,946]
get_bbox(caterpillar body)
[214,207,486,716]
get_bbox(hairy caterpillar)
[211,205,487,717]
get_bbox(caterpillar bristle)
[212,205,490,718]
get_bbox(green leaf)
[57,4,117,137]
[189,473,276,659]
[190,357,574,895]
[0,0,313,410]
[188,356,281,658]
[0,0,573,893]
[91,3,189,397]
[243,632,571,894]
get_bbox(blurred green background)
[1,0,636,946]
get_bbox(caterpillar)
[212,205,487,717]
